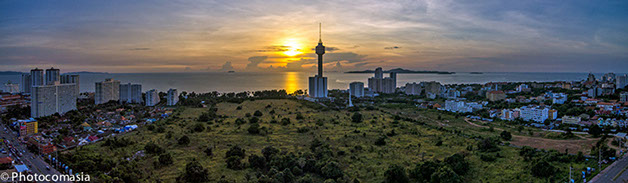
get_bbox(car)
[46,166,50,170]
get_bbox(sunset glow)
[281,39,303,57]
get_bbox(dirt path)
[464,118,601,154]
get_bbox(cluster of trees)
[178,90,294,107]
[383,153,470,183]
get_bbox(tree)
[385,164,409,183]
[281,118,291,126]
[500,131,512,141]
[226,145,246,158]
[477,137,499,152]
[248,154,267,169]
[179,160,209,182]
[444,154,469,175]
[351,112,363,123]
[193,123,205,132]
[589,125,602,137]
[410,160,440,181]
[262,146,280,160]
[178,136,190,146]
[530,159,556,178]
[430,166,462,183]
[204,147,213,156]
[321,161,343,179]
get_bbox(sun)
[282,39,302,57]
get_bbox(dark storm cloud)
[245,56,268,70]
[384,46,400,50]
[310,46,340,52]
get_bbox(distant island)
[470,72,483,74]
[0,71,25,75]
[346,68,454,74]
[66,71,109,74]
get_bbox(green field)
[62,99,601,182]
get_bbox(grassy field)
[65,99,602,182]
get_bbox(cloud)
[310,46,340,52]
[254,45,290,52]
[384,46,401,50]
[245,56,268,71]
[128,48,151,51]
[324,52,367,63]
[220,61,234,71]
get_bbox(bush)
[178,136,190,145]
[204,147,213,156]
[249,117,260,123]
[248,123,261,134]
[226,145,246,158]
[281,118,291,126]
[193,123,205,132]
[158,153,173,166]
[351,112,363,123]
[384,164,409,183]
[500,131,512,141]
[254,110,263,117]
[477,137,499,152]
[226,156,244,170]
[144,142,164,154]
[375,136,387,146]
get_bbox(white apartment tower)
[30,68,44,87]
[45,67,60,85]
[31,83,77,117]
[145,89,160,106]
[167,88,179,106]
[60,74,80,95]
[349,82,364,97]
[21,74,31,94]
[95,78,120,105]
[119,83,142,104]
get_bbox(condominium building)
[519,106,550,123]
[21,74,31,94]
[31,82,77,117]
[349,82,364,97]
[486,90,506,102]
[167,88,178,106]
[30,68,44,86]
[119,83,142,104]
[368,69,396,93]
[621,92,628,102]
[95,78,120,105]
[4,81,19,94]
[617,74,627,89]
[405,82,423,95]
[45,67,60,85]
[444,100,483,113]
[145,89,160,106]
[60,74,80,94]
[562,116,581,125]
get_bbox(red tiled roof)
[0,157,13,164]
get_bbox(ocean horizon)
[1,71,622,94]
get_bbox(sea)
[0,72,618,94]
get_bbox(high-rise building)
[167,88,178,106]
[95,78,120,105]
[119,83,142,104]
[405,82,423,95]
[587,73,596,82]
[145,89,160,106]
[30,68,44,87]
[349,82,364,97]
[375,67,383,79]
[31,83,77,118]
[45,67,60,85]
[21,74,31,94]
[617,74,627,89]
[308,23,328,98]
[368,69,396,93]
[60,74,80,95]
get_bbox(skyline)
[1,0,628,73]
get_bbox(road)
[590,156,628,183]
[1,123,69,183]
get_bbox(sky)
[1,0,627,73]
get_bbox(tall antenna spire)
[318,23,322,43]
